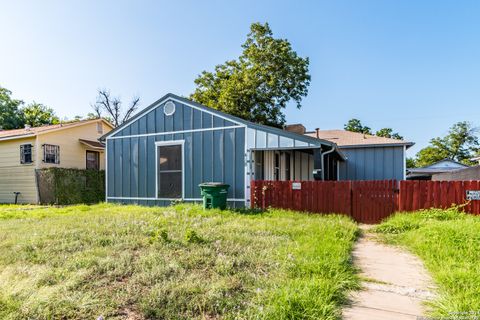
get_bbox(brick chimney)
[284,124,306,134]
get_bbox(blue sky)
[1,0,479,155]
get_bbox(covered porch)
[250,147,343,181]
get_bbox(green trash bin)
[198,182,230,210]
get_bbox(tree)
[92,89,140,127]
[344,119,372,135]
[414,121,479,167]
[190,22,310,128]
[344,119,405,140]
[406,157,416,168]
[0,86,24,129]
[21,102,59,127]
[375,128,403,140]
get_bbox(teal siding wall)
[106,99,245,207]
[112,101,237,137]
[338,146,405,180]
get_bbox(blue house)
[304,128,414,180]
[101,93,346,207]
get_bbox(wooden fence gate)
[250,180,480,223]
[351,180,398,224]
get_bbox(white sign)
[466,190,480,201]
[292,182,302,190]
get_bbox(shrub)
[184,229,204,244]
[36,168,105,205]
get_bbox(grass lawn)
[0,203,358,320]
[375,207,480,317]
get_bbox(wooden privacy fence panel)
[251,180,480,223]
[399,180,480,215]
[351,180,398,224]
[251,180,397,223]
[250,180,352,215]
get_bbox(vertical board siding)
[107,126,245,201]
[112,101,240,138]
[130,138,139,198]
[235,128,245,198]
[224,129,235,198]
[122,139,131,197]
[107,139,115,197]
[339,146,405,181]
[213,130,224,182]
[203,130,213,183]
[113,139,122,196]
[192,132,202,198]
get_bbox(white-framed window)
[43,144,60,164]
[20,144,33,164]
[155,140,184,199]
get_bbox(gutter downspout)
[321,146,336,180]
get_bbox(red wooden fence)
[251,180,352,215]
[351,180,398,224]
[399,180,480,215]
[250,180,480,223]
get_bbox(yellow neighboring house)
[0,119,113,204]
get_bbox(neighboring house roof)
[100,93,346,160]
[79,139,105,150]
[407,158,469,175]
[0,119,113,142]
[304,129,414,148]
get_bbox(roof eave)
[0,133,36,142]
[337,142,415,149]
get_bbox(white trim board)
[105,139,108,202]
[107,197,246,202]
[106,125,245,140]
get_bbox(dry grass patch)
[0,203,358,319]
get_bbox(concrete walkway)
[343,227,436,320]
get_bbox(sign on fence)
[466,190,480,201]
[292,182,302,190]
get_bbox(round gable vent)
[164,101,176,116]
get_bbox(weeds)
[0,204,358,319]
[375,207,480,317]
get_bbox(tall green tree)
[414,121,479,167]
[190,22,310,128]
[344,119,372,135]
[21,102,59,127]
[344,119,404,140]
[375,128,403,140]
[0,86,24,129]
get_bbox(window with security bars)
[157,144,182,198]
[43,144,60,164]
[20,144,33,164]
